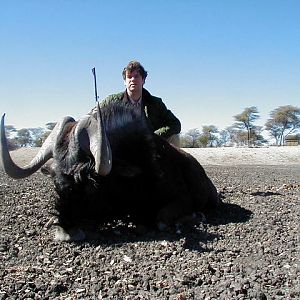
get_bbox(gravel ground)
[0,149,299,299]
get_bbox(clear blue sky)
[1,0,299,134]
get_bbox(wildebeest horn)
[75,103,112,176]
[0,114,74,179]
[94,102,112,175]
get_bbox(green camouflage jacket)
[93,88,181,139]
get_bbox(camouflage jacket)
[91,88,181,139]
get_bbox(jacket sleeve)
[88,97,109,117]
[88,93,123,117]
[153,99,181,139]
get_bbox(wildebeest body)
[1,101,219,239]
[50,102,219,231]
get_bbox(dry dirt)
[4,146,300,167]
[0,146,299,299]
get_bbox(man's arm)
[153,100,181,139]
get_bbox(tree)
[4,125,17,138]
[265,105,300,145]
[5,122,55,148]
[224,125,249,146]
[249,125,267,146]
[28,127,46,147]
[15,129,33,147]
[4,125,18,150]
[234,106,260,147]
[219,129,231,147]
[32,131,50,147]
[202,125,219,147]
[180,128,201,147]
[198,134,210,147]
[264,119,281,145]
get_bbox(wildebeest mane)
[52,100,163,228]
[100,101,159,178]
[101,101,146,135]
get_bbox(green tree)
[4,125,18,150]
[15,128,33,147]
[198,134,210,147]
[250,125,267,146]
[234,106,260,147]
[180,128,201,148]
[28,127,47,147]
[219,129,231,147]
[4,122,55,148]
[225,126,248,146]
[4,125,17,138]
[265,105,300,145]
[202,125,219,147]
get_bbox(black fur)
[50,101,219,231]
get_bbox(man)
[93,60,181,146]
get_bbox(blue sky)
[1,0,299,135]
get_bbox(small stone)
[123,255,132,263]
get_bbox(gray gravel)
[0,164,299,299]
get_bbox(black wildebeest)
[0,102,220,241]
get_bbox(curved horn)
[75,103,112,176]
[95,102,112,175]
[0,114,74,179]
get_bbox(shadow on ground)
[205,201,253,226]
[64,201,253,253]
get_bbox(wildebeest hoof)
[175,223,182,234]
[40,162,54,177]
[53,226,86,242]
[198,212,207,222]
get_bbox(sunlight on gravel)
[0,147,299,299]
[2,146,300,168]
[184,146,300,165]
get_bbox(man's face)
[124,70,145,94]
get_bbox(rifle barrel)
[92,67,98,102]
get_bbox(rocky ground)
[0,148,299,299]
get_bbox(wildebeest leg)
[52,169,110,242]
[155,177,194,230]
[52,226,86,242]
[205,177,220,209]
[156,195,193,230]
[179,152,220,211]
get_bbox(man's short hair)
[122,60,148,80]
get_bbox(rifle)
[92,67,99,103]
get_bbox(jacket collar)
[142,88,152,104]
[122,88,152,105]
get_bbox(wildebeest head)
[0,103,114,179]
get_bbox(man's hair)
[122,60,148,80]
